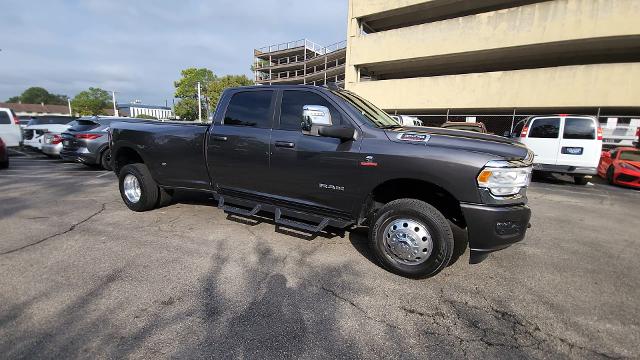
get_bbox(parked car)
[61,116,137,170]
[41,132,65,158]
[442,121,487,133]
[0,107,23,147]
[22,116,77,150]
[518,115,602,185]
[110,85,534,278]
[597,147,640,188]
[390,115,423,127]
[0,137,8,169]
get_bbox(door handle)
[275,141,295,148]
[212,135,228,141]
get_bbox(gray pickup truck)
[110,85,533,278]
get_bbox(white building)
[117,103,172,119]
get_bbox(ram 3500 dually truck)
[110,85,533,278]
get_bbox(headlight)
[477,161,532,196]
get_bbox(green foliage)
[173,68,216,121]
[71,87,111,116]
[135,114,158,120]
[174,98,198,121]
[173,68,254,121]
[7,87,68,105]
[206,75,253,113]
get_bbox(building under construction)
[254,39,346,87]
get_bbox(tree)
[71,87,111,116]
[173,68,216,121]
[206,75,253,113]
[6,87,68,105]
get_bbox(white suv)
[518,115,602,185]
[0,107,23,147]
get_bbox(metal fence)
[394,112,640,139]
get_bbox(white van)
[390,115,423,127]
[0,107,23,147]
[518,115,602,185]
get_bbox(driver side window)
[279,90,342,131]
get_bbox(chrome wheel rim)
[383,218,433,265]
[123,174,141,203]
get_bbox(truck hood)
[384,126,531,161]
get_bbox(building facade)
[345,0,640,132]
[117,103,172,119]
[254,39,346,87]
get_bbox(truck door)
[207,89,275,195]
[522,117,561,165]
[267,89,361,215]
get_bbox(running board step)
[218,196,261,217]
[275,208,330,233]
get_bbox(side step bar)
[275,208,329,233]
[218,196,261,217]
[217,194,351,233]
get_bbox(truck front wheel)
[118,163,159,212]
[369,199,454,278]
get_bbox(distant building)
[117,103,172,119]
[0,102,76,117]
[254,39,346,87]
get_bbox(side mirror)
[601,151,611,158]
[318,125,355,142]
[302,105,332,136]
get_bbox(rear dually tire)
[118,163,158,212]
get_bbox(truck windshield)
[331,90,399,128]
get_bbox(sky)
[0,0,348,106]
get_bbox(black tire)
[157,187,174,207]
[573,176,588,185]
[118,163,158,212]
[369,199,454,279]
[100,148,113,171]
[0,159,8,169]
[606,166,615,185]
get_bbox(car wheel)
[0,159,8,169]
[118,163,158,212]
[369,199,454,279]
[573,176,588,185]
[100,148,113,171]
[606,166,615,185]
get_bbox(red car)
[0,137,9,169]
[598,147,640,188]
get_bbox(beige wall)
[345,0,640,111]
[349,63,640,111]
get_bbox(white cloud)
[0,0,347,104]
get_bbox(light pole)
[111,90,119,117]
[197,82,202,122]
[68,98,72,115]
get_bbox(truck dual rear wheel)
[369,199,454,278]
[118,163,158,212]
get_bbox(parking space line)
[96,172,113,178]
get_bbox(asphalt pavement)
[0,151,638,359]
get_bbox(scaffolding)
[254,39,347,87]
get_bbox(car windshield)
[330,90,399,128]
[619,150,640,162]
[28,117,76,125]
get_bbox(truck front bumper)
[460,203,531,264]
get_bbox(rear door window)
[529,118,560,138]
[0,112,11,124]
[563,117,595,139]
[223,91,274,128]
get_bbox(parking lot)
[0,152,638,359]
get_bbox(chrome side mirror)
[302,105,332,136]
